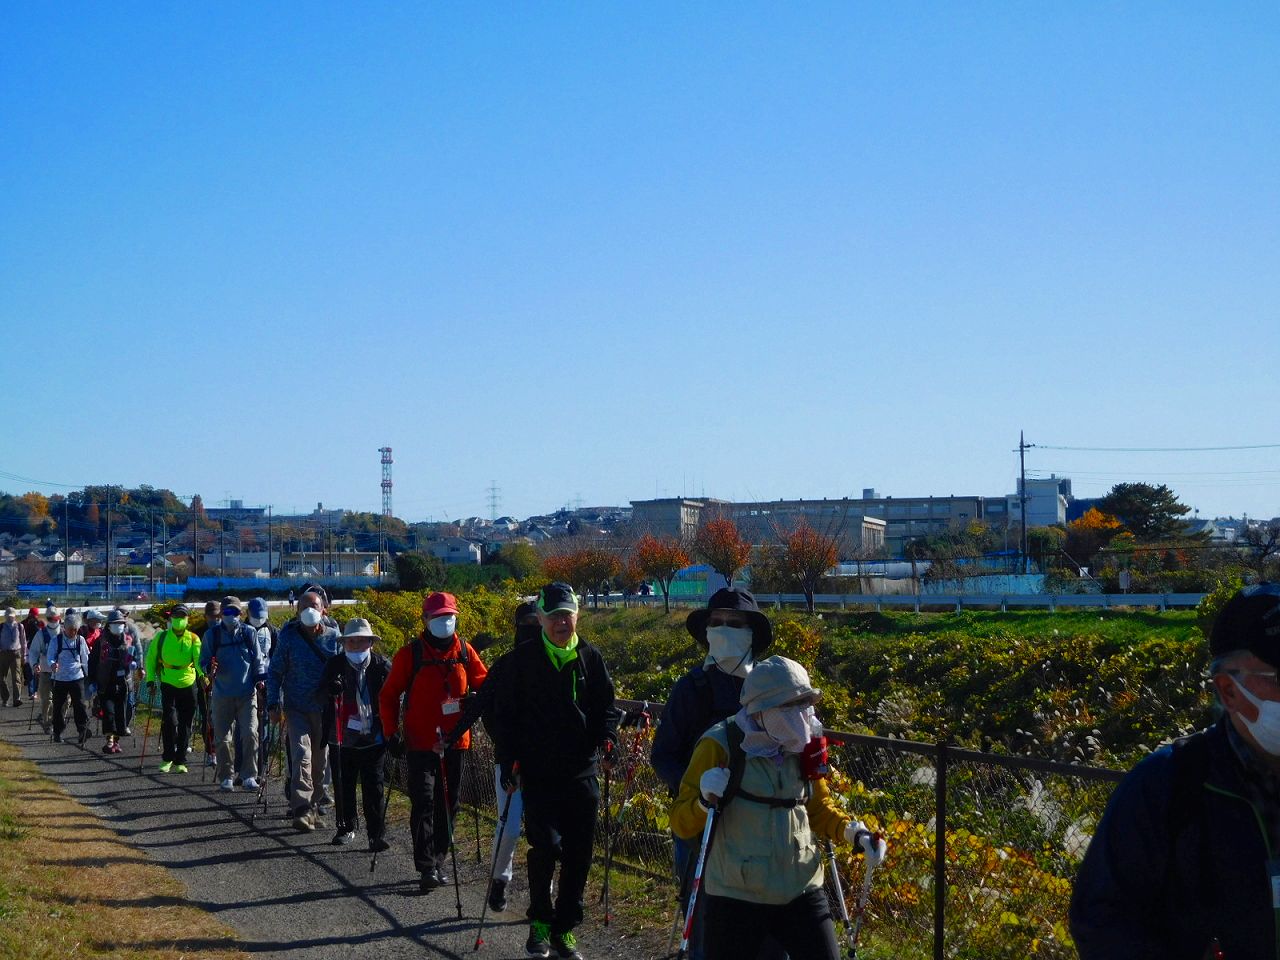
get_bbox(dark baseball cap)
[537,583,579,615]
[170,603,190,618]
[1210,584,1280,669]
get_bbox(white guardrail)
[749,592,1206,611]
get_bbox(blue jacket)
[651,664,745,794]
[266,619,341,714]
[200,621,267,699]
[1070,718,1279,960]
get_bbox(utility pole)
[487,482,501,522]
[1018,431,1034,575]
[105,490,112,598]
[149,509,155,598]
[220,521,226,580]
[64,499,70,598]
[267,505,273,578]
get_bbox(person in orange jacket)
[379,591,487,893]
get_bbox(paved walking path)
[0,708,660,959]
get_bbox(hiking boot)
[368,837,390,853]
[173,764,188,774]
[292,810,316,832]
[51,734,63,743]
[205,754,216,767]
[419,866,444,891]
[551,931,582,960]
[158,761,173,773]
[525,921,552,958]
[487,878,508,912]
[219,778,235,791]
[241,777,260,791]
[331,829,356,846]
[110,742,123,754]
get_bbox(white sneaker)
[219,778,235,791]
[242,777,259,791]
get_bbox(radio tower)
[487,482,501,521]
[379,447,394,517]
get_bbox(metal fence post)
[934,739,948,960]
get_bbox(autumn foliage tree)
[1064,507,1123,571]
[692,517,752,585]
[780,521,841,613]
[632,533,690,612]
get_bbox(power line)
[1038,443,1280,452]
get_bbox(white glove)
[845,820,887,868]
[699,767,730,805]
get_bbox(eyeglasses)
[1227,669,1280,686]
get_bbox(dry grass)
[0,739,247,960]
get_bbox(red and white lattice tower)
[379,447,394,517]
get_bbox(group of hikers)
[13,577,1278,959]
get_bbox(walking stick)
[667,839,699,957]
[473,766,519,951]
[138,685,156,773]
[847,833,884,957]
[331,692,345,835]
[27,682,37,731]
[601,740,613,925]
[370,751,395,874]
[437,727,464,920]
[825,839,856,958]
[677,802,720,959]
[466,748,481,862]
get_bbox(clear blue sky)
[3,4,1277,521]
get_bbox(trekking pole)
[825,839,856,958]
[138,685,156,773]
[677,802,719,959]
[27,684,37,731]
[847,832,884,957]
[667,840,699,957]
[370,751,395,874]
[473,766,519,952]
[253,720,275,820]
[437,727,464,920]
[601,740,613,924]
[466,748,481,862]
[331,692,345,835]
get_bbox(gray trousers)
[0,650,21,704]
[213,691,259,782]
[285,708,333,815]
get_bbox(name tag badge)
[442,698,461,716]
[1270,859,1280,909]
[347,716,365,732]
[116,670,126,677]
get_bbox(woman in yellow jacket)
[144,603,205,774]
[670,656,887,960]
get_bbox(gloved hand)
[387,733,406,759]
[499,761,519,792]
[845,820,887,868]
[699,767,730,805]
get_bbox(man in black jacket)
[493,583,620,960]
[1071,583,1280,959]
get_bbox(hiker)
[122,626,146,735]
[651,587,777,960]
[436,599,541,912]
[1071,583,1280,958]
[80,609,104,648]
[28,608,61,731]
[48,612,92,745]
[200,596,267,792]
[247,597,277,666]
[380,591,488,892]
[267,587,341,832]
[95,610,140,754]
[112,605,142,646]
[144,603,204,774]
[321,618,392,850]
[0,608,27,707]
[670,656,886,960]
[491,583,620,960]
[22,608,41,698]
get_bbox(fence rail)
[427,695,1124,959]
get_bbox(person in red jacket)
[379,592,487,893]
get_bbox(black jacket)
[651,664,745,794]
[320,651,392,750]
[1070,718,1279,960]
[492,636,620,782]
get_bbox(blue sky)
[3,4,1277,521]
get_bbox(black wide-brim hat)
[686,587,773,655]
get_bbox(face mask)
[427,615,457,640]
[249,616,267,628]
[170,618,187,632]
[1233,680,1280,757]
[299,607,323,628]
[706,625,754,678]
[760,706,812,754]
[222,614,240,629]
[345,648,371,666]
[109,623,125,636]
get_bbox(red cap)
[422,592,459,618]
[28,608,39,617]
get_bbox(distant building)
[424,538,482,566]
[281,550,379,577]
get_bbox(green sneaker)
[157,761,173,773]
[173,764,188,774]
[525,920,551,958]
[551,930,582,960]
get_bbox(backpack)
[210,622,255,662]
[718,720,810,811]
[404,637,472,714]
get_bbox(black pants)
[160,684,196,763]
[523,773,599,935]
[406,748,463,874]
[101,682,128,737]
[703,888,838,960]
[51,680,87,738]
[337,744,387,839]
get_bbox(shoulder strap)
[298,627,330,665]
[721,720,748,810]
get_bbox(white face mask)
[109,623,125,636]
[760,706,812,754]
[706,625,754,678]
[345,648,371,666]
[249,616,267,628]
[427,615,457,639]
[1233,680,1280,757]
[299,607,323,628]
